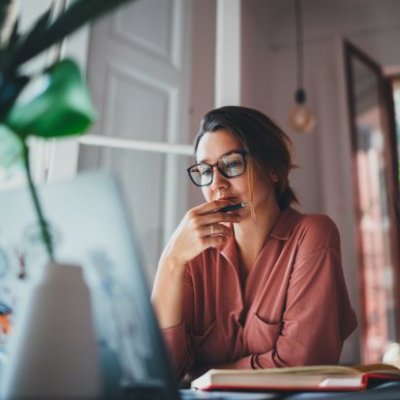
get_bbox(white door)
[77,0,194,284]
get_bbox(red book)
[191,364,400,392]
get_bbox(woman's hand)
[161,200,241,269]
[152,200,240,328]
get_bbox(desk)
[180,382,400,400]
[286,382,400,399]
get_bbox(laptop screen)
[0,171,179,399]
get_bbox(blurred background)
[3,0,400,368]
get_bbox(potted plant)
[0,0,137,262]
[0,1,137,397]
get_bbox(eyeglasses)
[187,150,247,187]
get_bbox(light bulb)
[289,89,316,134]
[290,104,316,133]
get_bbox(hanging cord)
[291,0,315,131]
[295,0,303,90]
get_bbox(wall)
[241,0,400,364]
[187,0,217,208]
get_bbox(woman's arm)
[151,200,240,379]
[151,199,239,328]
[157,268,200,381]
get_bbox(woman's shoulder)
[297,211,338,231]
[288,208,340,248]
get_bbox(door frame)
[344,39,400,361]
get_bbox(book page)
[353,363,400,373]
[319,378,362,387]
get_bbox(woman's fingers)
[201,211,241,225]
[202,233,229,250]
[164,200,241,265]
[188,202,241,227]
[193,199,235,215]
[201,222,231,238]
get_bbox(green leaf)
[0,123,22,168]
[4,15,18,52]
[0,0,13,38]
[0,14,18,71]
[6,0,138,72]
[6,58,96,138]
[11,8,52,62]
[0,73,29,120]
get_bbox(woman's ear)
[271,174,279,183]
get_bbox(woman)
[152,106,357,381]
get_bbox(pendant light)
[289,0,316,133]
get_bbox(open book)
[191,364,400,392]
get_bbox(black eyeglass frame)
[186,149,248,187]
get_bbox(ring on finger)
[211,225,215,235]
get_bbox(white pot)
[0,262,101,399]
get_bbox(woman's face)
[196,129,278,219]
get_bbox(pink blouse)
[161,207,357,381]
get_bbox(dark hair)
[194,106,298,209]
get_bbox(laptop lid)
[0,170,179,399]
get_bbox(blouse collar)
[269,207,302,241]
[220,207,302,263]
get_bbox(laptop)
[2,171,397,400]
[0,171,276,400]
